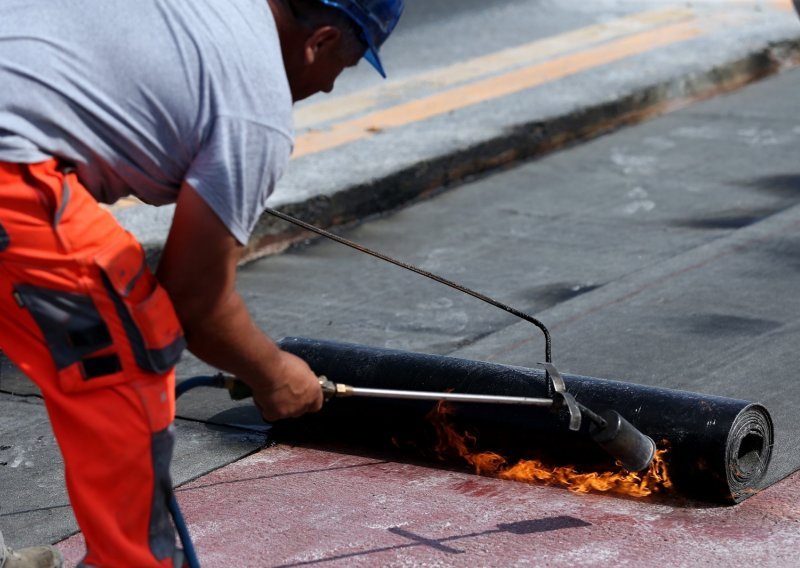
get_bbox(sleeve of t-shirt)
[184,115,293,245]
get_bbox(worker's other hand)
[249,350,324,422]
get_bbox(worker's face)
[290,26,363,102]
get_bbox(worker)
[0,0,404,566]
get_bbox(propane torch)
[177,373,656,473]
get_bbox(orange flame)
[428,401,672,497]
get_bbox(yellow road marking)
[294,21,703,159]
[294,7,696,130]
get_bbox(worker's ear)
[303,26,342,66]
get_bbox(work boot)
[0,544,63,568]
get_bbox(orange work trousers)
[0,161,186,567]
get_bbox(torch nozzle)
[589,409,656,472]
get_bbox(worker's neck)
[268,0,307,102]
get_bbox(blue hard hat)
[318,0,405,78]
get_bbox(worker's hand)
[248,350,324,422]
[159,184,323,422]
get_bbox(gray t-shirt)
[0,0,293,244]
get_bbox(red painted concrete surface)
[57,445,800,567]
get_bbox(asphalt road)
[301,0,633,97]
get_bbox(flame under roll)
[427,400,673,498]
[277,337,773,503]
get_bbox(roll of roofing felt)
[277,337,773,504]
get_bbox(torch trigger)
[539,362,582,431]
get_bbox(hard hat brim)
[364,48,386,79]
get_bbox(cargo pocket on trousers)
[13,284,126,392]
[95,239,186,374]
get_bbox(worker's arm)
[156,182,323,421]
